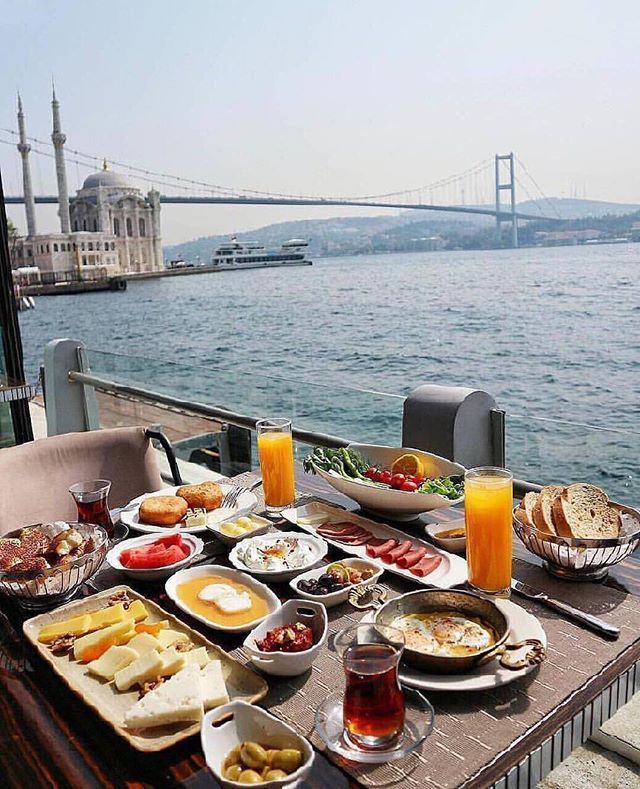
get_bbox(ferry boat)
[211,238,312,268]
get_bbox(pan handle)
[348,584,388,611]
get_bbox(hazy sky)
[1,1,639,244]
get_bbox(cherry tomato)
[390,473,406,489]
[379,470,393,485]
[411,476,425,486]
[365,467,377,479]
[400,479,418,492]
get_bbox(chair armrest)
[145,428,184,486]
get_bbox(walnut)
[49,633,76,655]
[172,640,193,652]
[138,676,165,698]
[108,590,131,609]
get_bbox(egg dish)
[392,611,497,657]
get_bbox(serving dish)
[289,557,383,608]
[0,522,108,610]
[243,599,328,676]
[513,502,640,581]
[106,533,204,581]
[202,700,314,788]
[228,532,328,583]
[425,518,466,554]
[22,585,268,752]
[208,513,271,547]
[311,443,465,520]
[281,501,467,588]
[120,485,258,535]
[165,564,281,633]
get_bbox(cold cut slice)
[395,546,428,569]
[409,554,443,578]
[366,538,398,558]
[383,540,413,564]
[364,536,388,547]
[317,522,365,536]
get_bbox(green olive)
[264,769,288,781]
[238,769,262,784]
[224,764,243,781]
[271,748,302,773]
[265,749,280,766]
[240,741,268,770]
[223,745,242,769]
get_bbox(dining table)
[0,465,638,789]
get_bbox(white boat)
[211,238,312,268]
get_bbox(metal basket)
[0,523,108,609]
[513,503,640,581]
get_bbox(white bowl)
[289,558,384,608]
[228,532,328,582]
[425,519,467,554]
[208,514,271,547]
[313,443,465,521]
[165,564,281,633]
[201,699,314,787]
[243,599,328,677]
[106,532,204,581]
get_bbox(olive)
[264,769,288,780]
[271,748,303,772]
[240,741,268,770]
[318,573,333,585]
[238,769,263,784]
[265,749,280,766]
[224,764,243,781]
[223,745,242,769]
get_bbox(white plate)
[164,564,281,633]
[228,531,328,583]
[289,558,384,608]
[312,443,465,521]
[361,598,546,691]
[425,518,466,554]
[106,532,204,581]
[120,485,258,534]
[281,502,467,589]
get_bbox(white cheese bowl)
[201,699,314,787]
[106,532,204,581]
[289,557,384,608]
[228,531,328,582]
[242,599,328,677]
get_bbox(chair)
[0,426,180,536]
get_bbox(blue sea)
[19,243,640,502]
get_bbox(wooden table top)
[0,469,638,789]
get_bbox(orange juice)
[257,430,295,509]
[465,469,513,594]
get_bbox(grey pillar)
[43,338,99,435]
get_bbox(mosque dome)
[82,162,132,190]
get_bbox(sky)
[1,1,639,244]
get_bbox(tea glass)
[256,418,296,514]
[69,479,114,537]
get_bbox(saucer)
[314,688,434,764]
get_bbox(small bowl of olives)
[289,557,384,608]
[201,699,314,787]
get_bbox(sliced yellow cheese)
[127,632,162,656]
[156,629,190,649]
[88,603,127,631]
[158,647,186,677]
[114,650,163,692]
[127,599,149,622]
[116,628,137,644]
[73,619,136,662]
[182,646,209,669]
[124,664,203,728]
[87,645,138,680]
[200,660,229,710]
[38,614,92,643]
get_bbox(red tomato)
[390,473,406,489]
[379,470,393,485]
[400,480,418,492]
[365,467,377,479]
[410,476,425,486]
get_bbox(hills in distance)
[164,198,640,260]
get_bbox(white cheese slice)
[114,650,163,692]
[156,629,190,649]
[124,664,203,728]
[87,645,138,681]
[127,632,162,656]
[182,646,209,669]
[158,646,186,677]
[200,660,229,710]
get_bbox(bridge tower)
[16,94,37,236]
[494,153,518,248]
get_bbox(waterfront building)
[11,90,163,275]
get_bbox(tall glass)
[335,623,405,750]
[256,418,296,514]
[69,479,114,537]
[465,467,513,596]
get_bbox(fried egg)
[392,611,496,657]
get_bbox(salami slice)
[366,538,398,558]
[395,546,428,569]
[383,540,413,564]
[409,554,443,578]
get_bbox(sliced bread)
[532,485,564,535]
[551,483,620,540]
[516,492,539,527]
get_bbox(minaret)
[51,83,71,233]
[16,93,37,236]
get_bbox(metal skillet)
[349,586,545,674]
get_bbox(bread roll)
[139,496,188,526]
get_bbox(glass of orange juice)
[464,467,513,596]
[256,418,296,514]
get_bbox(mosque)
[12,89,163,275]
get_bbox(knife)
[511,579,620,640]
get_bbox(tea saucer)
[314,688,434,763]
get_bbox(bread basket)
[513,502,640,581]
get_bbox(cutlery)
[511,579,620,640]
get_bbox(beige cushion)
[0,427,164,535]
